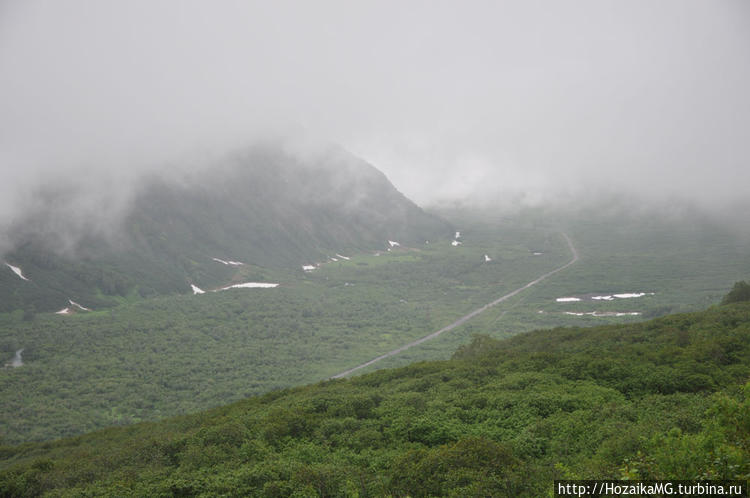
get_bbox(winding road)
[331,232,579,379]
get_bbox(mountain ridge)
[0,142,451,313]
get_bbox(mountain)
[1,296,748,495]
[0,142,451,313]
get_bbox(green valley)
[3,2,750,495]
[1,293,749,496]
[2,208,748,448]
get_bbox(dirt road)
[331,232,578,379]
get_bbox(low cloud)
[1,0,748,240]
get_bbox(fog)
[2,0,749,220]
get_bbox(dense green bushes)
[723,281,750,305]
[1,302,748,496]
[0,228,567,445]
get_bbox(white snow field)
[217,282,279,291]
[5,263,29,281]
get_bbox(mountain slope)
[1,300,748,496]
[0,142,451,313]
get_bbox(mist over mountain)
[0,141,451,313]
[3,3,750,493]
[2,1,749,215]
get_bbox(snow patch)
[191,284,205,295]
[212,258,244,266]
[335,254,351,261]
[589,292,654,300]
[451,240,462,246]
[559,294,651,303]
[69,300,91,311]
[484,254,492,262]
[455,231,461,239]
[5,263,29,281]
[302,264,317,271]
[565,311,642,317]
[388,240,400,247]
[5,349,24,368]
[55,308,71,315]
[217,282,279,290]
[533,252,543,256]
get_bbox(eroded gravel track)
[331,232,578,379]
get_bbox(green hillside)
[0,142,451,314]
[2,298,748,496]
[0,227,573,444]
[2,211,749,448]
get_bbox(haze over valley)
[1,1,749,495]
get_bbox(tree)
[22,305,36,322]
[722,281,750,305]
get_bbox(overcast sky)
[2,0,749,210]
